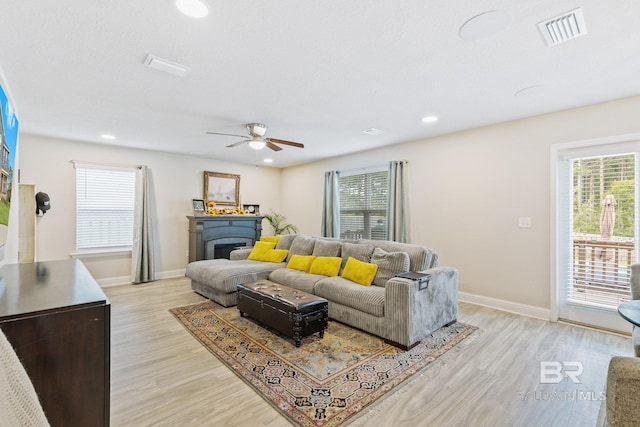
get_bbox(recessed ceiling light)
[100,134,116,140]
[459,10,511,41]
[514,85,546,98]
[421,116,439,124]
[176,0,209,18]
[362,128,384,136]
[263,158,273,163]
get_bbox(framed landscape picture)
[204,171,240,206]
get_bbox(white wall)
[281,95,640,314]
[19,134,283,283]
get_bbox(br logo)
[539,361,584,384]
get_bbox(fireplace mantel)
[187,215,263,262]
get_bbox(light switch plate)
[518,217,532,228]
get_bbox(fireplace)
[188,216,263,262]
[209,240,248,260]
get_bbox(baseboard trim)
[156,269,186,280]
[98,276,132,287]
[458,291,551,321]
[98,269,186,287]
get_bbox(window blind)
[76,167,136,250]
[568,153,637,307]
[338,168,388,240]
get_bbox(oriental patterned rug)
[170,301,478,427]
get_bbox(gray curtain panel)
[132,165,156,283]
[388,160,409,243]
[322,170,340,238]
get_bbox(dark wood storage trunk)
[237,281,328,347]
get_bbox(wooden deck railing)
[572,237,635,305]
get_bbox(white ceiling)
[1,0,639,168]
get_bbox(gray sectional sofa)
[185,234,458,349]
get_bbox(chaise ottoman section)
[186,259,286,307]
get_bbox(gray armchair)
[631,263,640,357]
[606,356,640,426]
[604,266,640,426]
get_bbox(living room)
[1,1,640,426]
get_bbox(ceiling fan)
[206,123,304,151]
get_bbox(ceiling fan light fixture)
[248,139,266,150]
[175,0,209,18]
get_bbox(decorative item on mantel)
[201,170,261,216]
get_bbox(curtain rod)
[70,160,143,170]
[336,160,408,175]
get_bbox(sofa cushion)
[287,236,316,260]
[260,235,282,245]
[314,277,385,317]
[359,239,436,271]
[371,247,410,287]
[286,254,316,272]
[275,234,297,250]
[186,259,285,293]
[340,242,374,270]
[312,239,342,257]
[309,256,341,277]
[268,268,326,294]
[260,249,289,263]
[341,257,378,286]
[247,241,276,261]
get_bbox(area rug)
[170,301,478,426]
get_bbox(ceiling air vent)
[538,8,587,46]
[362,128,384,136]
[143,54,191,77]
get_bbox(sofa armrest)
[384,266,458,348]
[606,356,640,426]
[230,248,252,260]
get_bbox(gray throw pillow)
[275,234,297,251]
[312,239,342,257]
[371,247,410,286]
[287,236,316,261]
[340,242,374,269]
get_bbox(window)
[338,167,388,240]
[569,153,636,307]
[75,165,136,251]
[553,138,639,332]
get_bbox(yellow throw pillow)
[247,241,276,261]
[260,249,289,263]
[260,236,282,245]
[309,257,342,277]
[341,257,378,286]
[286,255,317,272]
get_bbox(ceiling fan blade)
[268,138,305,149]
[265,141,283,151]
[206,131,249,138]
[226,140,250,148]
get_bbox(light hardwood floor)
[105,277,633,427]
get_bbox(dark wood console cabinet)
[0,259,110,427]
[188,215,263,262]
